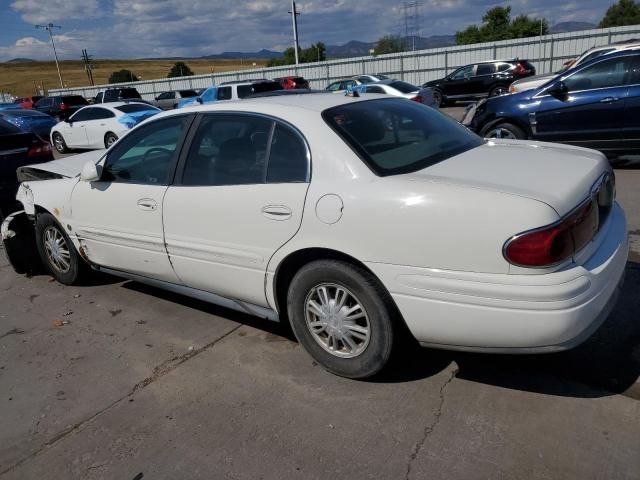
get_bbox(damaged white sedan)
[2,94,628,379]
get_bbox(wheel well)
[104,131,116,140]
[273,248,408,333]
[480,117,531,138]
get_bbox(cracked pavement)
[0,165,639,479]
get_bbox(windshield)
[116,104,159,113]
[323,98,483,176]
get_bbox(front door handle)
[262,205,292,221]
[137,198,157,211]
[600,96,619,103]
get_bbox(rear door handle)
[262,205,292,221]
[600,97,619,103]
[137,198,157,211]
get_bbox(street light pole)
[35,23,64,88]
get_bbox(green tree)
[108,69,139,83]
[374,35,406,55]
[599,0,640,27]
[267,42,327,66]
[455,6,548,45]
[167,61,194,78]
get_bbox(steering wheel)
[141,147,172,183]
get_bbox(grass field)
[0,59,269,97]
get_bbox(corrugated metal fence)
[50,24,640,101]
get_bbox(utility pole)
[35,23,64,88]
[402,2,421,51]
[81,49,95,86]
[539,19,544,72]
[289,0,301,65]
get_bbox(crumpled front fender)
[1,210,41,276]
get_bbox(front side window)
[389,81,418,93]
[201,87,218,102]
[326,81,342,92]
[564,57,632,92]
[157,92,174,100]
[449,65,474,80]
[341,80,356,90]
[102,115,191,185]
[323,98,483,176]
[217,87,232,100]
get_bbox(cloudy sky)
[0,0,614,60]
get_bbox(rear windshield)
[115,104,159,113]
[119,89,141,99]
[322,98,483,176]
[179,90,198,97]
[62,96,88,105]
[389,81,419,93]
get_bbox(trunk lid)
[407,139,609,216]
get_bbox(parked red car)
[274,76,310,90]
[13,96,43,109]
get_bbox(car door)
[163,112,310,307]
[473,63,497,95]
[442,65,475,97]
[70,114,194,281]
[84,107,116,148]
[533,55,632,148]
[619,54,640,150]
[63,108,94,147]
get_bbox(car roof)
[157,92,381,118]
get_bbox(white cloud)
[11,0,101,24]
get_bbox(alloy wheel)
[304,283,371,358]
[486,127,517,139]
[43,226,71,273]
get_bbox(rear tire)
[35,213,88,285]
[104,132,118,149]
[483,122,526,140]
[489,85,508,97]
[52,132,69,153]
[432,89,444,108]
[287,260,397,379]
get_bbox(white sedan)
[354,79,436,107]
[3,94,627,379]
[50,102,161,153]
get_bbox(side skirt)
[94,266,280,322]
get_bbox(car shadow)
[120,263,640,399]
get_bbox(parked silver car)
[152,90,199,110]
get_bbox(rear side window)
[119,89,141,99]
[476,63,497,75]
[389,81,418,93]
[366,85,386,94]
[323,98,483,176]
[267,124,308,183]
[237,85,253,98]
[496,63,512,72]
[179,90,197,97]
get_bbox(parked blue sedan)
[0,109,57,140]
[466,48,640,155]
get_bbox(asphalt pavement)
[1,106,638,479]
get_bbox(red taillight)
[411,95,423,103]
[504,200,598,267]
[28,141,52,158]
[60,102,67,110]
[514,62,527,75]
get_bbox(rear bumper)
[366,202,628,353]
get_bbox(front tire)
[287,260,397,379]
[35,213,87,285]
[483,122,526,140]
[52,132,69,153]
[104,132,118,149]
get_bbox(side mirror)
[65,118,72,124]
[547,81,569,99]
[196,97,203,104]
[80,160,101,182]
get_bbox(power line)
[35,23,64,88]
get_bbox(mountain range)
[5,21,598,63]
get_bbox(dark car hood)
[423,78,444,88]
